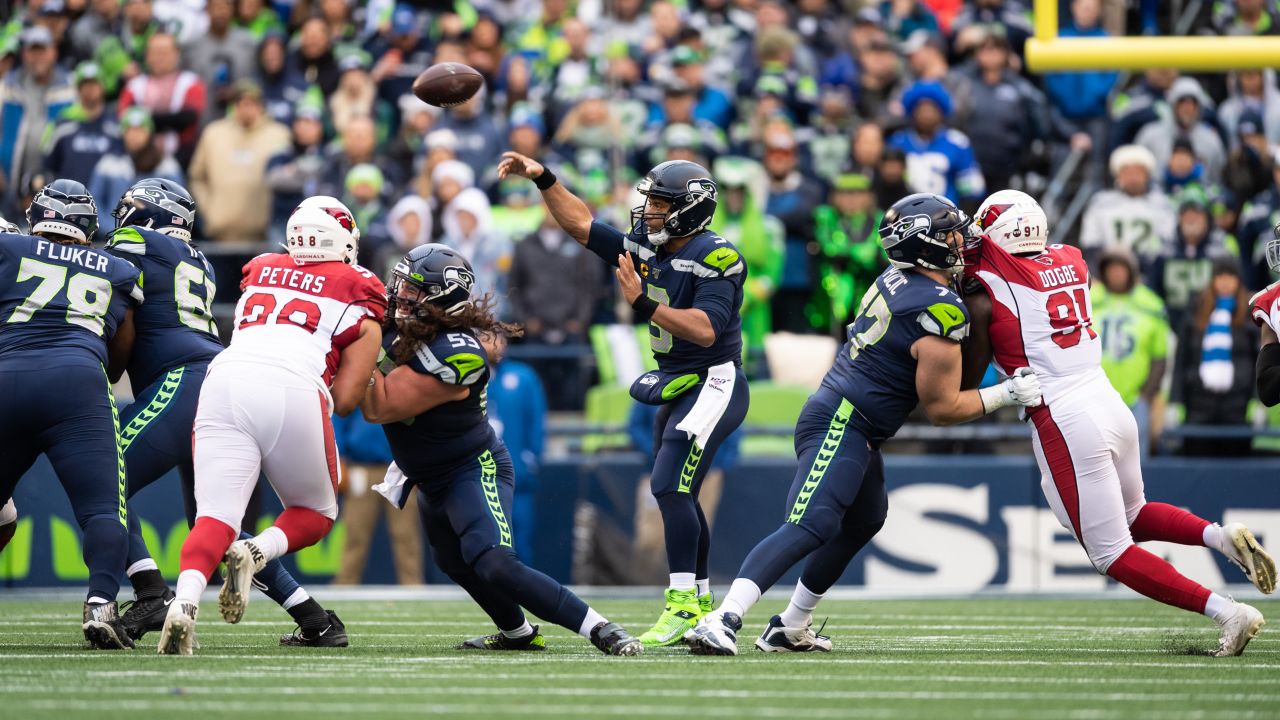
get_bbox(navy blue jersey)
[820,266,969,441]
[586,221,744,374]
[381,327,498,479]
[104,227,223,389]
[0,233,141,368]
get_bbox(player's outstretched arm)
[1257,324,1280,406]
[106,307,136,384]
[914,335,1041,425]
[330,319,383,416]
[362,365,468,424]
[497,151,592,246]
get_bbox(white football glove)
[979,367,1042,413]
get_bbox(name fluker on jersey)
[253,265,328,294]
[35,240,110,272]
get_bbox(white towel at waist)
[675,361,736,450]
[372,461,409,507]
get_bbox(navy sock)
[738,523,824,595]
[655,492,700,575]
[82,516,128,601]
[798,520,884,595]
[473,549,589,633]
[240,530,302,606]
[129,569,168,599]
[125,506,151,568]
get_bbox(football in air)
[412,62,484,108]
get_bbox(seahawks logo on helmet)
[883,214,932,245]
[686,178,717,202]
[442,265,475,294]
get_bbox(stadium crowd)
[0,0,1277,453]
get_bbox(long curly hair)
[387,293,523,364]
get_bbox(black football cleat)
[686,612,742,656]
[120,587,176,641]
[458,625,547,651]
[83,601,135,650]
[590,622,643,656]
[280,609,349,647]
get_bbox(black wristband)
[632,293,659,323]
[533,168,557,190]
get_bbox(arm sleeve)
[1257,342,1280,407]
[584,220,628,266]
[407,333,489,387]
[692,275,740,336]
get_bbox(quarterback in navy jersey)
[363,244,642,656]
[105,181,349,647]
[499,152,750,646]
[686,194,1043,655]
[0,180,141,649]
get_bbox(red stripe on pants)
[1030,406,1082,542]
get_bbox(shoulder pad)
[916,299,970,342]
[699,243,744,277]
[105,227,148,255]
[414,333,487,386]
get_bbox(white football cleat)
[219,539,266,624]
[1213,601,1265,657]
[685,612,742,656]
[1219,523,1276,595]
[755,615,832,653]
[156,600,198,656]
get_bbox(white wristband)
[978,383,1014,415]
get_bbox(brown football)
[412,62,484,108]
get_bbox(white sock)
[1204,592,1234,622]
[669,572,696,592]
[253,526,289,563]
[175,569,208,605]
[695,578,710,597]
[126,559,159,577]
[281,587,310,610]
[1203,523,1224,551]
[502,621,534,639]
[779,580,824,628]
[577,607,607,639]
[86,596,110,605]
[718,578,762,619]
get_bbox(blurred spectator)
[810,172,886,336]
[820,13,879,99]
[87,106,182,234]
[183,0,256,122]
[256,32,308,126]
[1218,69,1280,146]
[1135,77,1226,184]
[343,163,391,268]
[1042,0,1118,142]
[70,0,123,69]
[487,357,547,561]
[464,13,506,85]
[188,80,289,242]
[382,194,432,273]
[118,33,206,168]
[491,182,546,242]
[708,157,783,371]
[330,50,393,140]
[888,80,985,210]
[762,125,825,333]
[515,0,573,71]
[510,211,597,345]
[430,158,473,239]
[435,87,502,181]
[639,81,727,168]
[442,187,512,319]
[289,17,339,96]
[900,30,961,100]
[236,0,286,40]
[806,90,857,182]
[1080,144,1175,272]
[666,46,734,131]
[1223,108,1273,203]
[952,0,1034,57]
[740,27,818,125]
[794,0,843,59]
[1212,0,1280,35]
[120,0,162,66]
[44,62,117,187]
[1163,138,1210,196]
[591,0,652,51]
[386,93,437,185]
[552,90,628,157]
[874,146,911,210]
[331,411,423,586]
[35,1,73,61]
[1092,247,1169,453]
[1147,191,1240,330]
[368,5,432,106]
[1174,259,1259,456]
[951,28,1045,193]
[1238,150,1280,288]
[879,0,941,42]
[317,114,398,201]
[265,97,326,244]
[548,18,602,123]
[848,122,886,176]
[0,27,73,191]
[1109,68,1178,151]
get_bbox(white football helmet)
[975,189,1048,256]
[285,196,360,264]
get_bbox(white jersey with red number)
[216,253,387,396]
[965,240,1106,404]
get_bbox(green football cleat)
[698,592,714,616]
[638,588,701,647]
[457,626,547,651]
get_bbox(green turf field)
[1,596,1277,719]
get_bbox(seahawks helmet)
[0,213,20,234]
[26,179,98,243]
[388,243,476,318]
[114,178,197,242]
[879,193,971,273]
[630,160,718,246]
